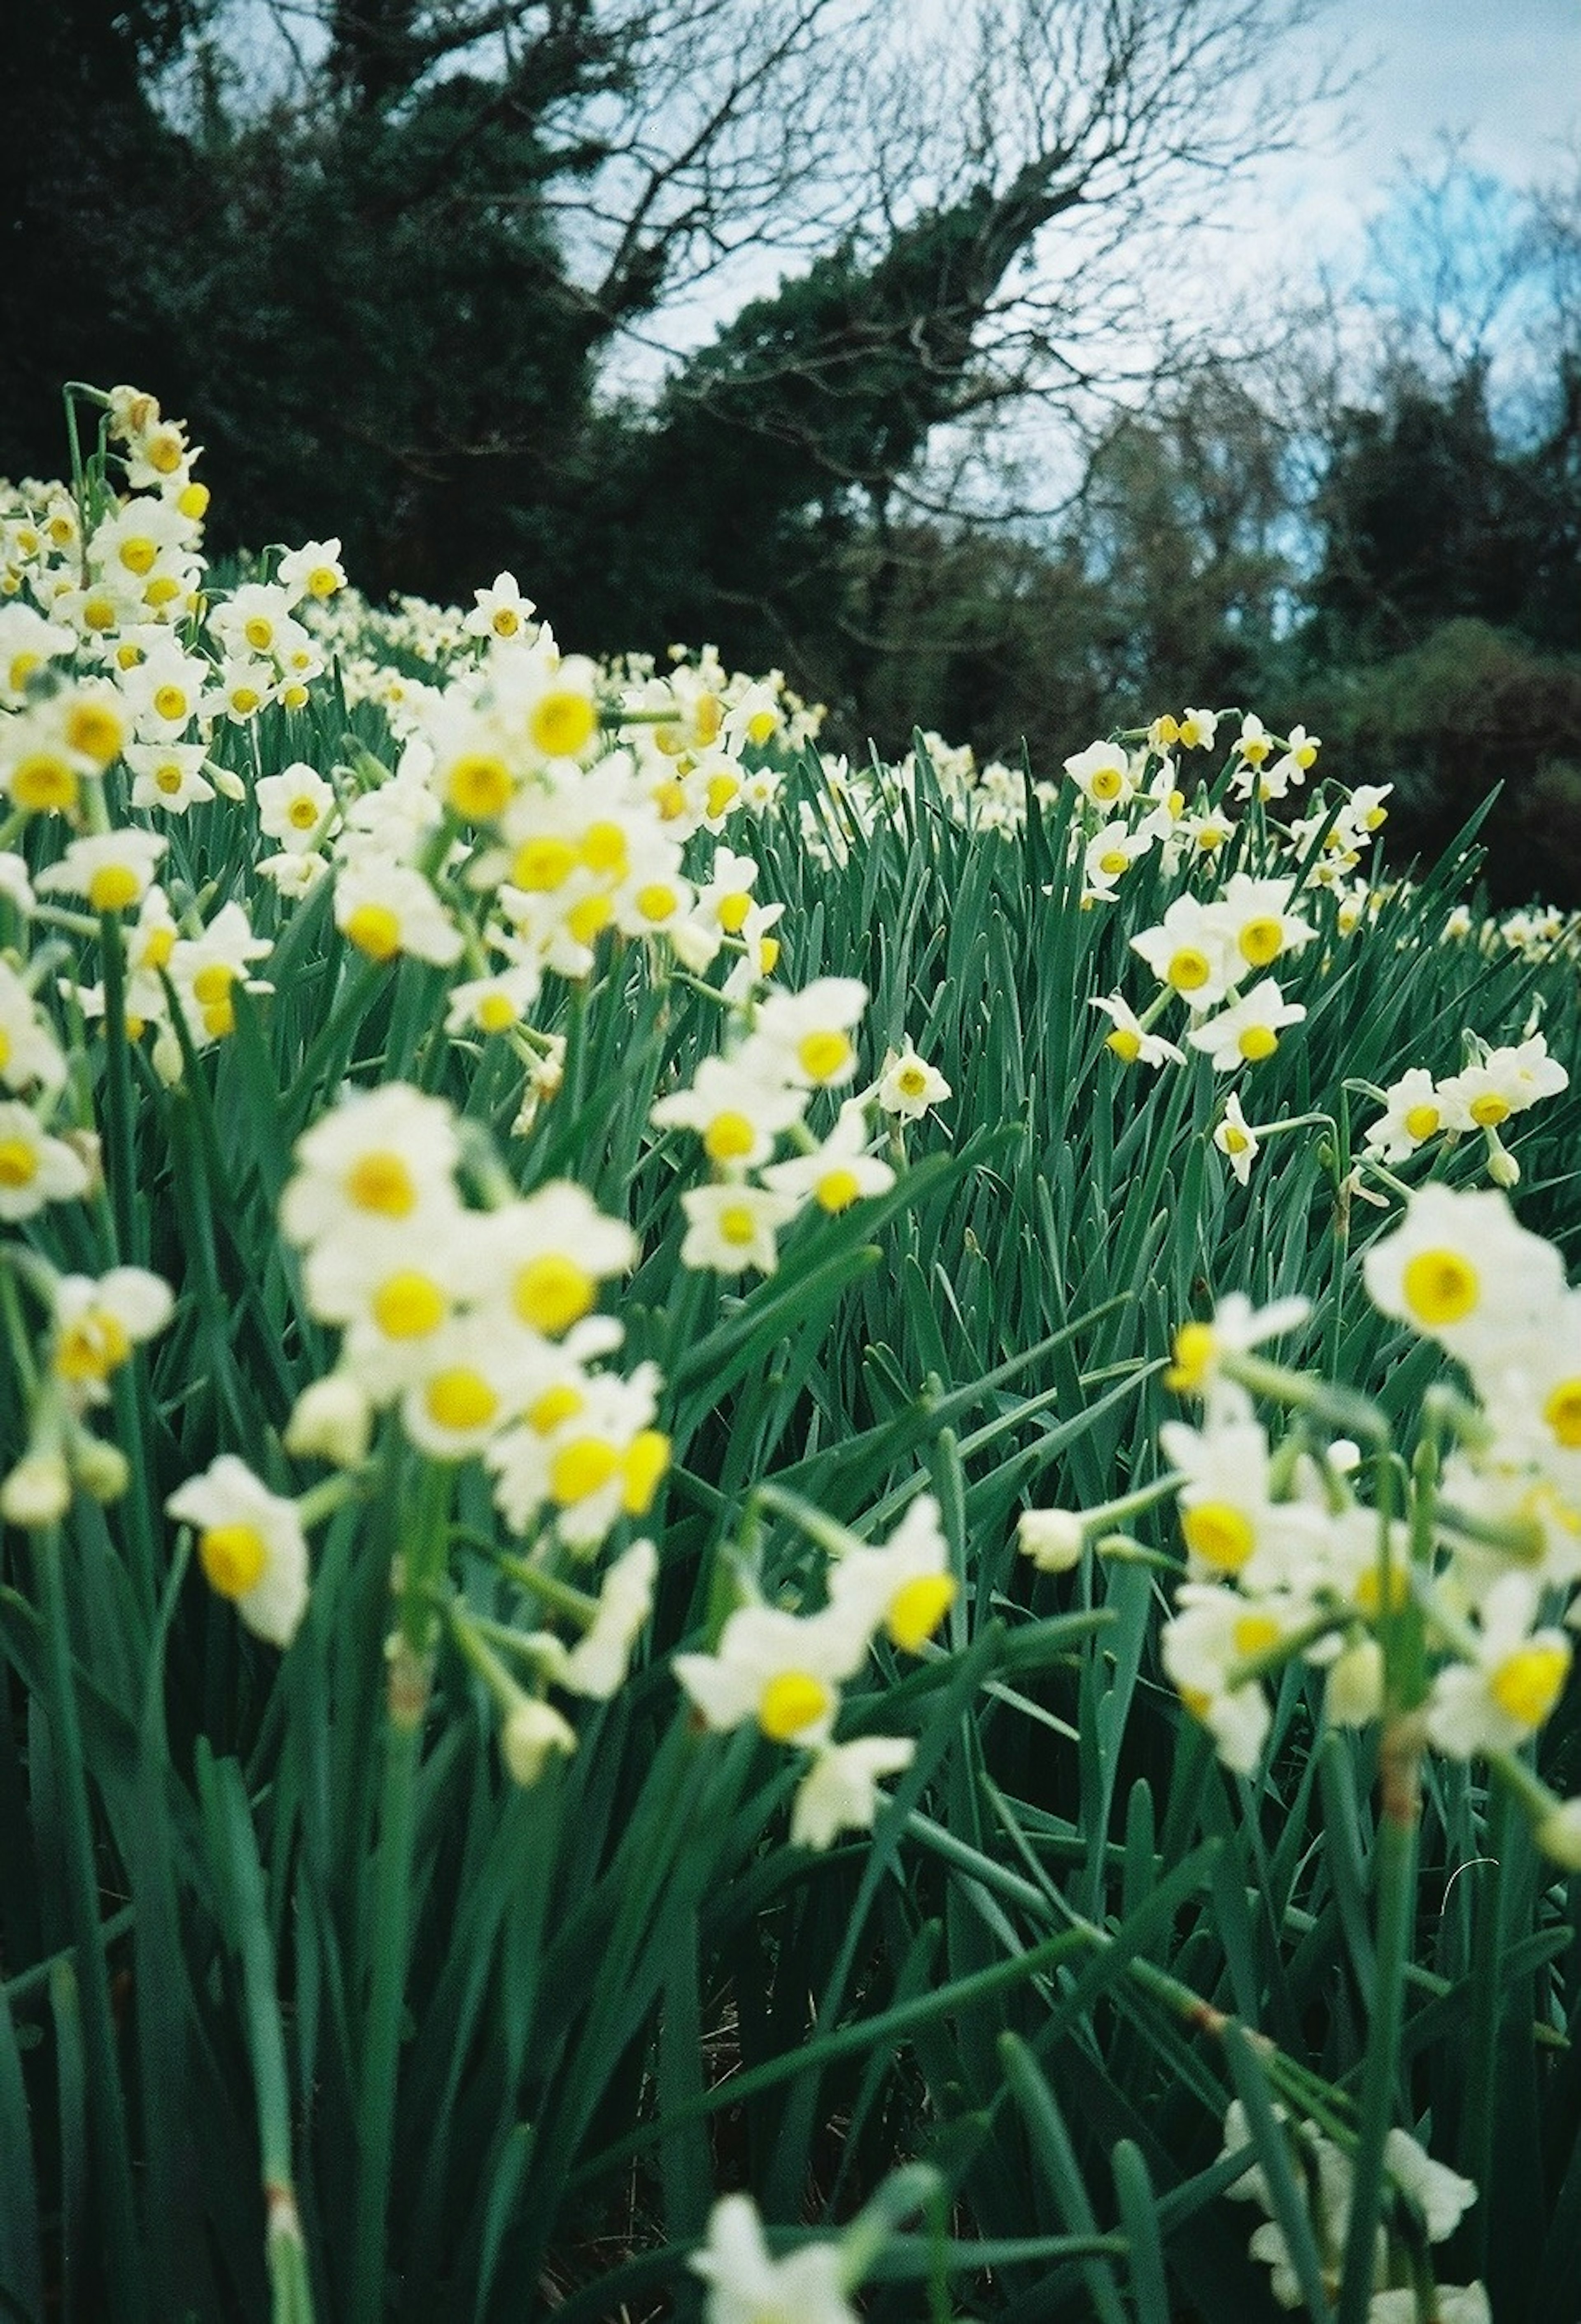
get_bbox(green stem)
[1336,1711,1422,2324]
[350,1692,422,2324]
[35,1526,147,2323]
[98,913,140,1261]
[349,1462,448,2324]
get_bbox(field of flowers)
[3,383,1581,2324]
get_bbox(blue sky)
[1234,0,1579,280]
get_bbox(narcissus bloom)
[760,1100,895,1213]
[51,1267,173,1404]
[674,1603,865,1746]
[1187,978,1306,1071]
[1361,1184,1566,1365]
[791,1735,916,1848]
[688,2194,858,2324]
[0,1103,89,1219]
[875,1044,951,1120]
[166,1455,309,1646]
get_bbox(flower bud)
[73,1435,130,1502]
[1,1450,72,1530]
[1018,1507,1085,1573]
[285,1374,372,1468]
[499,1696,576,1787]
[1325,1637,1383,1727]
[1537,1797,1581,1872]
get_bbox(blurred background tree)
[3,6,1578,894]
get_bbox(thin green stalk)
[97,912,140,1263]
[349,1461,448,2324]
[215,1760,317,2324]
[349,1694,422,2324]
[34,1525,147,2324]
[1335,1711,1422,2324]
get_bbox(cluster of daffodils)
[1220,2101,1487,2319]
[1024,1182,1581,1865]
[652,974,949,1279]
[797,729,1034,864]
[1444,900,1581,962]
[1361,1024,1569,1186]
[1,1255,174,1528]
[677,1493,954,1848]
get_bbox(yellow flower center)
[758,936,780,975]
[244,616,275,651]
[550,1435,621,1504]
[178,482,210,520]
[1090,766,1124,801]
[88,864,142,913]
[1489,1642,1570,1728]
[147,431,184,475]
[55,1311,132,1381]
[347,1151,417,1217]
[0,1138,38,1187]
[287,795,319,829]
[1401,1248,1478,1328]
[513,1254,595,1336]
[1354,1563,1410,1617]
[578,820,629,877]
[1233,1612,1281,1657]
[83,595,117,633]
[816,1167,862,1213]
[307,565,339,598]
[1238,917,1283,967]
[887,1573,956,1654]
[1237,1026,1278,1062]
[141,925,175,970]
[704,1111,757,1163]
[635,882,677,923]
[717,891,752,933]
[758,1669,831,1743]
[425,1368,500,1434]
[199,1523,269,1601]
[1543,1379,1581,1450]
[1098,849,1131,876]
[746,709,777,745]
[528,1384,584,1434]
[152,684,188,722]
[229,685,261,715]
[1181,1501,1255,1573]
[1166,947,1211,994]
[1222,1126,1250,1155]
[446,754,513,821]
[797,1029,852,1083]
[705,773,739,820]
[476,992,516,1032]
[65,701,124,764]
[371,1272,446,1339]
[895,1065,929,1098]
[566,893,612,946]
[153,762,184,795]
[191,964,234,1008]
[491,607,520,637]
[1404,1103,1440,1142]
[718,1203,759,1247]
[621,1428,669,1514]
[119,537,158,576]
[1164,1321,1215,1394]
[344,903,402,961]
[529,691,597,760]
[1469,1094,1511,1129]
[516,836,576,888]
